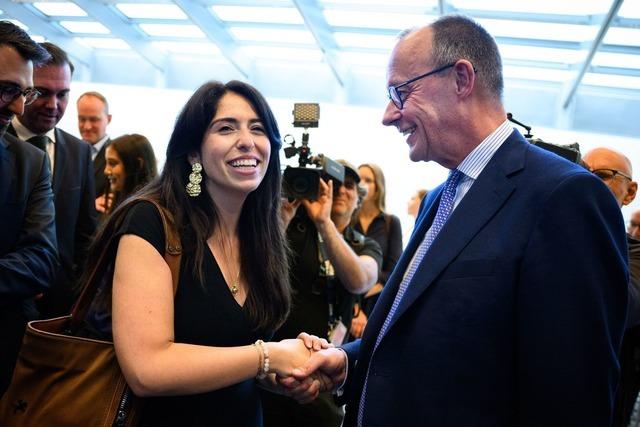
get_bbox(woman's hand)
[268,339,313,377]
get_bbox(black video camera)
[507,113,583,166]
[282,103,345,200]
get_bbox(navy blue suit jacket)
[7,125,97,316]
[342,130,628,427]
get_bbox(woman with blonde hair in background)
[350,163,403,338]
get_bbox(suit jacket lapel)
[52,128,65,192]
[381,134,528,338]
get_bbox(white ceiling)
[2,0,640,137]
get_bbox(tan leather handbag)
[0,198,182,427]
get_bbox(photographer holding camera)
[262,159,382,427]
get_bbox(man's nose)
[382,100,401,127]
[8,96,25,116]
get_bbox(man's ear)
[624,180,638,206]
[107,114,112,124]
[454,60,475,98]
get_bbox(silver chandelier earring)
[186,162,202,197]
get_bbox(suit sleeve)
[379,215,403,285]
[335,339,361,405]
[516,172,628,426]
[0,154,58,299]
[73,143,98,275]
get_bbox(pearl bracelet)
[254,339,270,379]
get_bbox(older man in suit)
[286,15,628,427]
[9,42,96,318]
[77,91,112,198]
[0,21,57,396]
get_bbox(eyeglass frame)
[591,168,632,182]
[0,82,41,106]
[387,62,459,110]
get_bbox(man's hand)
[278,347,347,404]
[301,179,333,229]
[281,198,301,230]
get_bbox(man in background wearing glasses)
[584,147,640,427]
[0,21,57,397]
[285,15,628,426]
[7,42,96,319]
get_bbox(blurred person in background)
[629,209,640,239]
[95,133,157,217]
[77,91,112,199]
[407,188,428,220]
[349,163,402,339]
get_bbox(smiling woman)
[76,80,329,426]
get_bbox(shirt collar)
[91,134,109,154]
[456,120,513,180]
[12,117,57,144]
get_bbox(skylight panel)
[340,51,390,67]
[503,65,573,83]
[477,19,598,43]
[619,1,640,19]
[242,46,323,62]
[323,9,435,30]
[32,2,87,17]
[321,0,436,7]
[115,4,187,20]
[59,21,110,34]
[603,28,640,48]
[139,24,205,38]
[582,73,640,90]
[498,45,586,65]
[451,0,607,15]
[211,6,304,24]
[592,52,640,70]
[230,28,314,44]
[152,41,221,55]
[76,37,130,50]
[333,32,397,50]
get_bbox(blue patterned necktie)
[357,169,463,426]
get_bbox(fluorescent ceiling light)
[451,0,607,15]
[478,19,598,43]
[139,23,205,38]
[152,41,221,55]
[32,2,87,17]
[503,65,573,82]
[583,73,640,90]
[76,37,129,50]
[603,28,640,48]
[230,28,314,44]
[323,9,435,30]
[241,46,323,62]
[59,21,110,34]
[498,45,586,64]
[212,6,304,24]
[115,4,187,20]
[334,32,397,49]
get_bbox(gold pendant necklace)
[230,271,240,296]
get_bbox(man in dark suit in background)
[77,91,111,198]
[583,147,639,427]
[0,21,57,396]
[287,15,629,426]
[9,42,96,318]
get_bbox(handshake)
[261,333,348,404]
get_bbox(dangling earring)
[186,162,202,197]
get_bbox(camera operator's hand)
[301,179,333,229]
[281,198,301,230]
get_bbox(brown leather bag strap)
[70,197,182,327]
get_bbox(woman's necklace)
[230,270,240,296]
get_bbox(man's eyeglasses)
[0,83,40,106]
[332,177,357,196]
[387,62,456,110]
[591,168,632,182]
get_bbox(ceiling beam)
[71,0,167,72]
[562,0,624,108]
[1,2,92,67]
[173,0,251,79]
[293,0,347,87]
